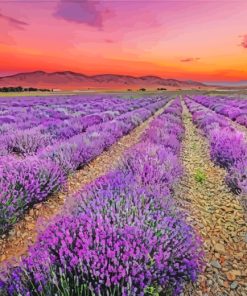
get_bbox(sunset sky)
[0,0,247,82]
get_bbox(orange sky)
[0,0,247,82]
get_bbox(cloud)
[54,0,103,28]
[0,12,28,44]
[104,39,114,43]
[180,57,200,63]
[240,35,247,48]
[0,12,28,29]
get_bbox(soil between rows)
[177,101,247,296]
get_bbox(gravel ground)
[0,101,171,265]
[177,101,247,296]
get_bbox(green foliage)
[191,142,197,150]
[0,86,51,92]
[144,286,160,296]
[194,168,206,184]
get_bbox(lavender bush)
[2,210,202,296]
[0,157,65,234]
[209,128,247,169]
[6,129,53,155]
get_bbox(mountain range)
[205,81,247,88]
[0,71,207,90]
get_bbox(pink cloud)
[0,12,28,29]
[0,11,28,44]
[180,57,200,63]
[240,35,247,48]
[104,39,114,43]
[54,0,103,27]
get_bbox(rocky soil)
[178,101,247,296]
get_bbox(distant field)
[2,88,247,98]
[0,88,207,98]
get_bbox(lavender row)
[0,109,136,157]
[191,95,247,128]
[0,112,116,157]
[0,96,162,156]
[0,96,120,127]
[0,99,168,235]
[0,94,161,109]
[0,99,203,295]
[185,97,247,197]
[0,95,161,126]
[38,99,167,175]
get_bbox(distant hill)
[0,71,207,90]
[205,81,247,88]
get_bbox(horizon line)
[1,70,246,84]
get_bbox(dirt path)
[0,101,171,265]
[177,101,247,296]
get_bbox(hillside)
[0,71,207,90]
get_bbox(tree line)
[0,86,52,92]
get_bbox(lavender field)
[0,94,246,295]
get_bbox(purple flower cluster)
[1,99,203,295]
[0,95,159,156]
[185,97,247,196]
[191,95,247,127]
[6,128,53,156]
[0,156,65,234]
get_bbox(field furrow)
[177,101,247,296]
[184,97,247,207]
[190,95,247,142]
